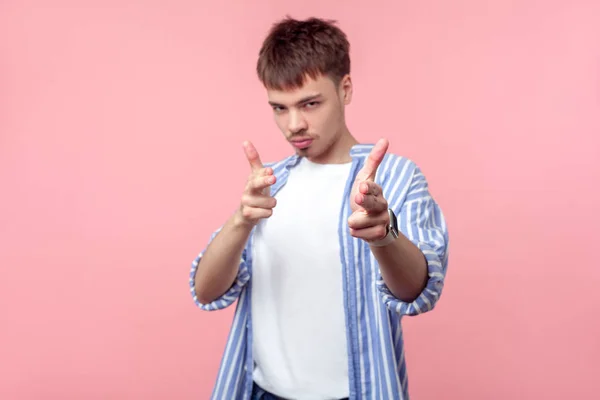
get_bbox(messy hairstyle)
[256,16,351,90]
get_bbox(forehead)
[266,74,336,105]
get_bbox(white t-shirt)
[251,157,352,400]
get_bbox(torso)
[251,156,353,399]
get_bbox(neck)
[310,126,358,164]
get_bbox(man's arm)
[192,140,277,306]
[347,139,448,315]
[374,165,448,315]
[369,232,428,303]
[350,168,448,314]
[193,211,253,304]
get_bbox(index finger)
[361,138,389,181]
[243,141,263,172]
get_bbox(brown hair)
[256,16,351,90]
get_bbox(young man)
[190,17,449,400]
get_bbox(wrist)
[368,209,399,247]
[368,228,395,247]
[231,209,255,231]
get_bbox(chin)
[291,143,311,154]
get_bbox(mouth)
[290,138,313,149]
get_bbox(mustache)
[289,130,310,138]
[291,129,308,137]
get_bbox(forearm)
[370,233,428,302]
[194,211,253,304]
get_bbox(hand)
[348,138,390,242]
[235,141,277,227]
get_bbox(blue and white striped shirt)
[189,144,449,400]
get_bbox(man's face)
[266,74,352,163]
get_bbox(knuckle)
[241,207,253,219]
[250,180,261,191]
[241,194,251,205]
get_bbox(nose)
[287,109,308,134]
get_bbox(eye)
[272,105,286,113]
[303,101,320,109]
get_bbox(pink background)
[1,1,599,399]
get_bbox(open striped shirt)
[189,143,449,400]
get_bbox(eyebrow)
[268,94,323,107]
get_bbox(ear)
[339,74,353,105]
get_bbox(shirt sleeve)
[376,164,449,316]
[188,226,251,311]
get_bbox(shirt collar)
[349,143,375,157]
[283,143,375,168]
